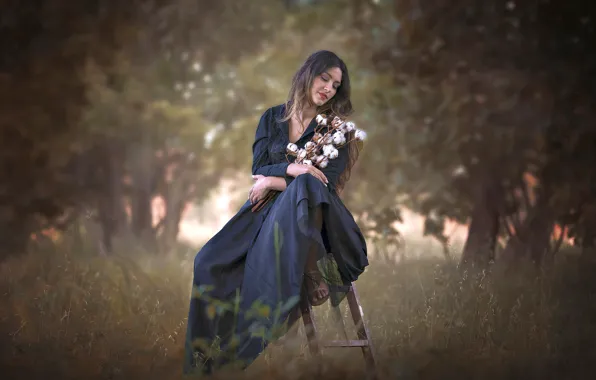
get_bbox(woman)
[184,50,368,375]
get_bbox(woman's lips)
[318,92,327,101]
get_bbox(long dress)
[184,104,369,375]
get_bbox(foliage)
[2,0,596,269]
[344,0,596,265]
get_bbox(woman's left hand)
[249,175,271,204]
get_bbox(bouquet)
[251,113,367,212]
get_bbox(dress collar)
[276,104,318,145]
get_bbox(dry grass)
[1,235,595,380]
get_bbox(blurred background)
[1,0,596,379]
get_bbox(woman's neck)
[296,105,316,124]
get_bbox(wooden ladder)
[296,282,378,379]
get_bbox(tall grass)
[1,233,595,379]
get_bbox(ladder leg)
[347,284,378,379]
[300,287,320,356]
[331,303,350,341]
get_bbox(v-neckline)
[286,116,317,144]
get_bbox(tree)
[350,0,596,267]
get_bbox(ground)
[1,240,595,380]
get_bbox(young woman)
[184,50,369,374]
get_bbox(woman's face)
[310,67,342,106]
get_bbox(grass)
[1,234,595,380]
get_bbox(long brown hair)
[281,50,361,195]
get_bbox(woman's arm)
[284,142,349,191]
[265,176,288,192]
[251,108,292,180]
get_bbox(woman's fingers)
[308,167,328,185]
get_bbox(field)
[1,236,595,380]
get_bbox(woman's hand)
[248,175,271,204]
[287,163,328,186]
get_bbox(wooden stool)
[296,282,378,379]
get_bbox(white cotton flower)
[316,114,325,124]
[314,155,326,165]
[305,141,316,151]
[328,149,339,159]
[324,135,334,144]
[303,159,313,166]
[323,144,339,159]
[332,131,346,145]
[355,129,367,141]
[319,157,329,168]
[286,143,299,154]
[297,149,307,160]
[332,116,344,128]
[345,121,356,132]
[322,144,335,156]
[313,133,323,143]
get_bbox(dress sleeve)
[284,138,351,192]
[320,142,350,191]
[251,108,291,178]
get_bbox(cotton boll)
[322,144,335,156]
[316,114,325,124]
[313,133,323,143]
[355,129,367,141]
[332,116,343,128]
[286,143,298,154]
[328,148,339,160]
[305,141,316,151]
[297,149,307,160]
[332,131,346,145]
[345,121,355,132]
[319,157,329,168]
[314,155,326,165]
[303,159,313,166]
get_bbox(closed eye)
[321,73,340,90]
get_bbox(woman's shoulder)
[262,103,286,118]
[258,103,286,127]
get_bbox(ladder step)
[323,339,370,348]
[299,281,378,379]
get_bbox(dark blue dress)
[184,104,369,374]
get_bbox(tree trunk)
[160,197,185,255]
[97,144,127,254]
[0,212,31,260]
[528,212,554,266]
[158,159,193,255]
[159,187,182,254]
[502,192,554,266]
[582,231,596,256]
[460,176,502,268]
[129,144,156,246]
[579,205,596,258]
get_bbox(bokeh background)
[1,0,596,379]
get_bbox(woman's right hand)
[287,163,328,186]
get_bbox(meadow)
[1,231,595,380]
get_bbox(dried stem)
[253,116,361,213]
